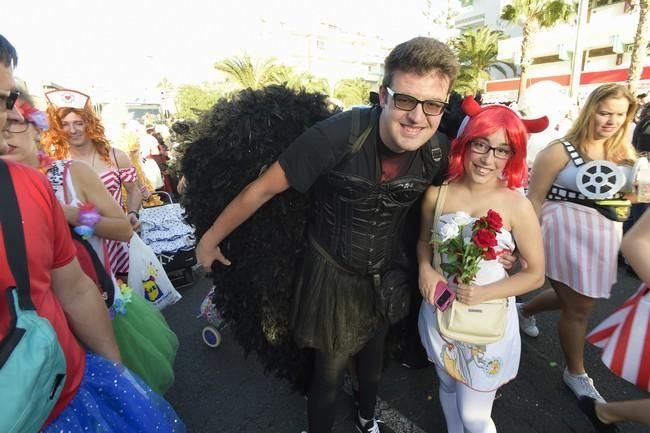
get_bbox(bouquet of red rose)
[431,209,503,284]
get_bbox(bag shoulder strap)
[347,106,377,155]
[432,182,448,275]
[69,228,115,307]
[0,160,34,310]
[61,160,74,205]
[427,133,443,163]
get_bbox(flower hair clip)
[73,202,101,240]
[15,99,49,130]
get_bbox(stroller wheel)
[202,325,222,348]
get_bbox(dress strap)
[560,140,586,167]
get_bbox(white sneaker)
[517,303,539,337]
[563,368,605,403]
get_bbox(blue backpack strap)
[0,160,33,310]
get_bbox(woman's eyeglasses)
[0,90,19,111]
[2,119,29,133]
[385,87,447,116]
[469,140,514,160]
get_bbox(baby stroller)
[198,285,228,348]
[139,191,197,289]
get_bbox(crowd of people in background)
[2,27,650,433]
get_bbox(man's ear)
[379,86,387,108]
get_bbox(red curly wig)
[41,104,112,163]
[448,104,531,189]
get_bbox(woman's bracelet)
[127,210,140,219]
[74,203,101,240]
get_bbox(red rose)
[473,228,497,249]
[486,209,503,231]
[483,247,497,260]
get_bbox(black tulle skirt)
[290,245,387,355]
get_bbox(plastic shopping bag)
[128,232,181,310]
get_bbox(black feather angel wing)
[181,85,334,390]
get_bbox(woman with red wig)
[417,98,547,433]
[41,89,142,277]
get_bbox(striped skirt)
[541,201,622,299]
[107,239,130,274]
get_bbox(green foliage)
[156,77,174,92]
[214,54,330,95]
[500,0,576,101]
[274,66,330,94]
[500,0,575,28]
[333,78,372,108]
[175,84,223,120]
[451,26,515,95]
[214,54,286,90]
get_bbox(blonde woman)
[519,84,638,401]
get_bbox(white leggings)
[436,366,497,433]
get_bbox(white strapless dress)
[418,212,520,392]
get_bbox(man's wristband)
[127,210,140,219]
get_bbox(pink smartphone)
[434,281,455,312]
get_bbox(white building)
[218,18,402,96]
[455,0,650,102]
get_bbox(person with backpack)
[0,33,185,433]
[2,93,179,395]
[196,36,459,433]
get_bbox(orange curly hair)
[42,104,113,164]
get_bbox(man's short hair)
[637,93,647,99]
[382,37,459,91]
[0,34,18,68]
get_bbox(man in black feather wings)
[186,38,460,433]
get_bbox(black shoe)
[578,396,620,433]
[355,416,384,433]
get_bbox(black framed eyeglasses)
[385,87,447,116]
[469,140,514,160]
[0,90,19,111]
[1,119,29,133]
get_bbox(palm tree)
[628,0,650,93]
[214,54,285,90]
[333,78,372,108]
[501,0,575,103]
[274,65,330,95]
[451,26,516,96]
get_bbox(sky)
[3,0,436,101]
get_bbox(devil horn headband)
[461,96,549,133]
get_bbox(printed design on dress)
[440,341,503,385]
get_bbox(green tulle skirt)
[112,293,179,395]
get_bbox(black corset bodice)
[309,171,429,274]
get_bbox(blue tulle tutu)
[43,352,185,433]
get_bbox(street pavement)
[164,266,648,433]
